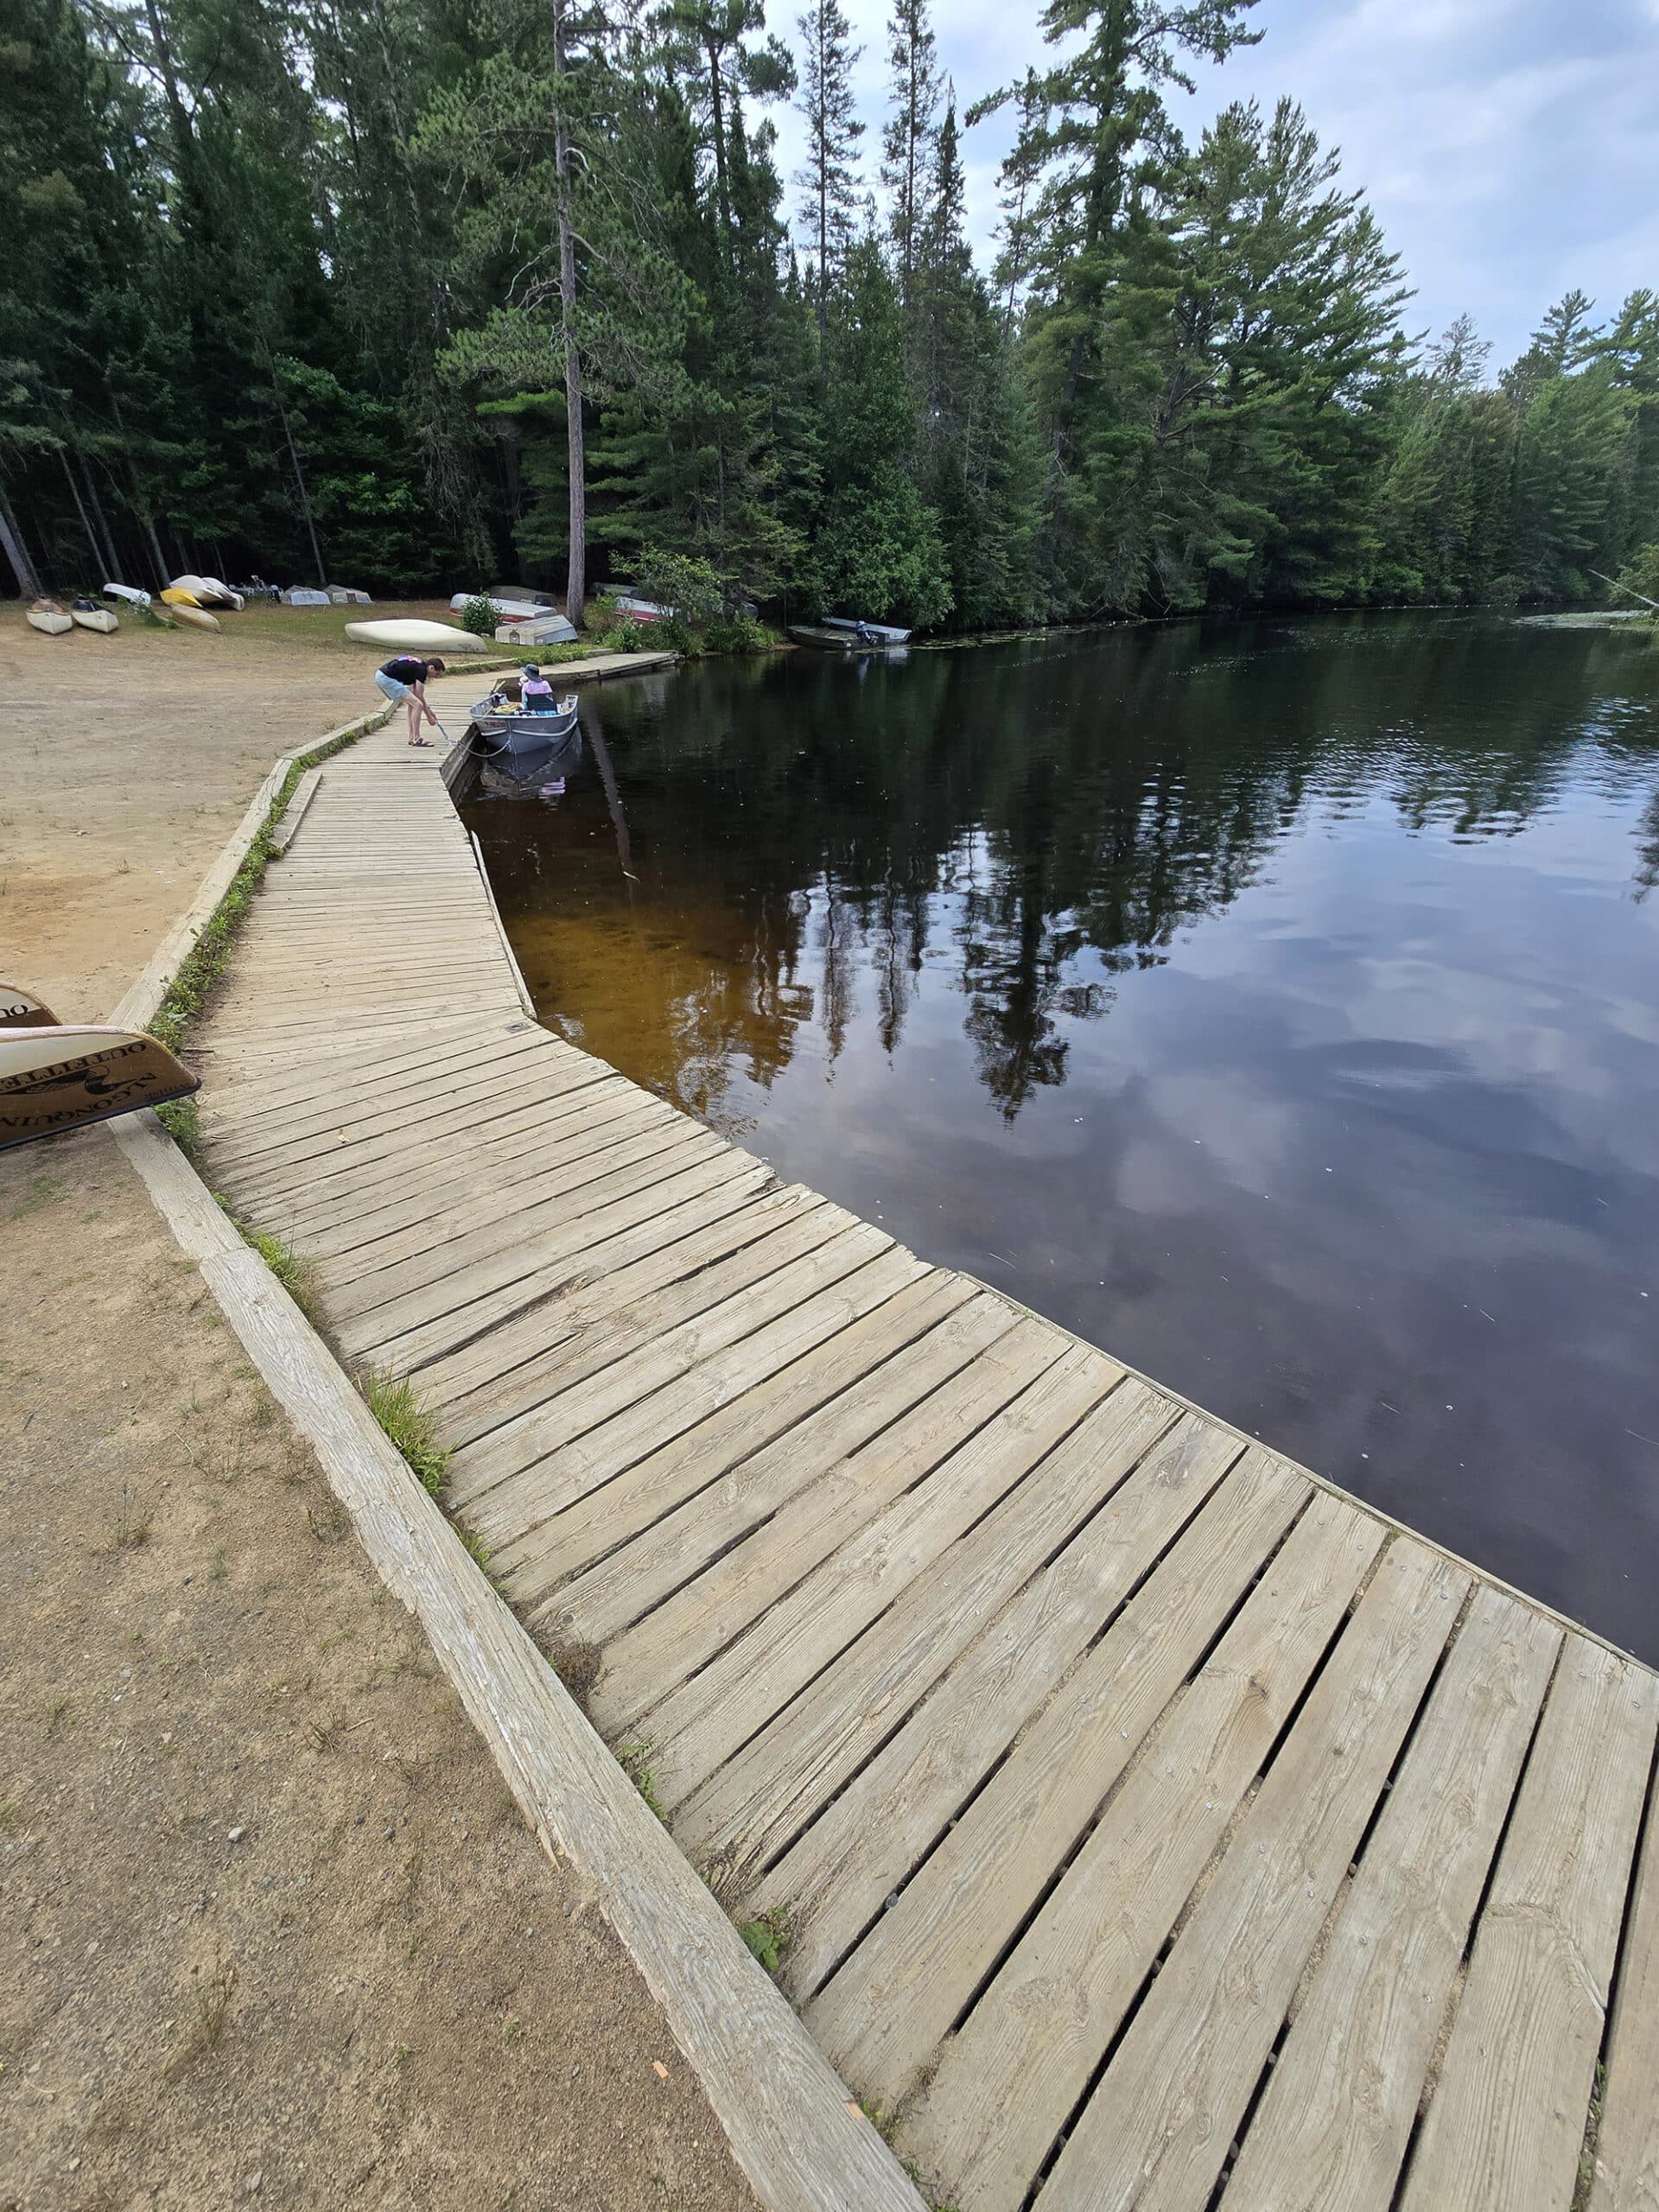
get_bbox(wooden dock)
[195,709,1659,2212]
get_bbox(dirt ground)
[0,601,475,1020]
[0,622,760,2212]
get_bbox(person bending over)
[374,654,447,746]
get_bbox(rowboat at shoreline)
[790,618,912,651]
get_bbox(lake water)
[462,613,1659,1662]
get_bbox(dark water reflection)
[462,614,1659,1661]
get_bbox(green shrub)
[706,613,775,655]
[460,592,502,637]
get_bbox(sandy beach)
[0,609,758,2212]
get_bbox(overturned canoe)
[0,1024,200,1152]
[1,983,60,1030]
[345,617,494,653]
[104,582,151,607]
[163,596,221,632]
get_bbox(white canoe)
[26,601,73,636]
[71,603,118,633]
[104,582,151,607]
[345,618,494,653]
[170,572,243,611]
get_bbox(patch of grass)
[167,1953,238,2076]
[110,1488,152,1551]
[737,1905,791,1976]
[456,1524,489,1569]
[43,1697,76,1739]
[617,1740,664,1822]
[305,1494,350,1543]
[154,1095,200,1161]
[10,1173,62,1222]
[362,1370,450,1497]
[308,1706,350,1752]
[0,1801,22,1838]
[540,1634,601,1704]
[219,1205,316,1319]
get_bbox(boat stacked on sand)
[71,597,118,633]
[25,600,73,636]
[345,616,496,653]
[168,573,245,611]
[448,586,581,646]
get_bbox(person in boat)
[374,654,447,746]
[519,664,556,712]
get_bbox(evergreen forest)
[3,0,1656,628]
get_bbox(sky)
[766,0,1659,367]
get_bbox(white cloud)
[760,0,1659,363]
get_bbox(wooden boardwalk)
[196,710,1659,2212]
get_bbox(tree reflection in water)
[463,612,1659,1664]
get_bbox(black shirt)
[382,657,429,685]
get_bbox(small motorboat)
[104,582,151,608]
[71,597,118,634]
[25,599,73,636]
[468,683,581,754]
[798,615,913,648]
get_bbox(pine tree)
[814,238,951,624]
[880,0,943,314]
[793,0,864,359]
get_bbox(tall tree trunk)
[81,456,122,579]
[141,0,200,203]
[60,449,104,572]
[553,1,585,624]
[270,366,327,585]
[705,37,732,239]
[0,488,43,598]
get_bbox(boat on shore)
[104,582,151,608]
[25,600,73,636]
[71,598,118,633]
[467,683,581,754]
[345,617,493,653]
[160,590,220,631]
[791,617,912,651]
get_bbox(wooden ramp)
[197,710,1659,2212]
